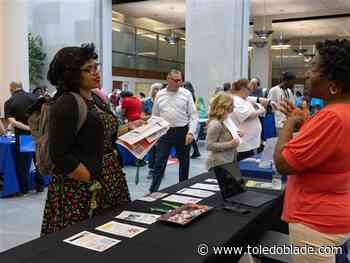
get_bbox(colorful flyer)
[63,231,120,252]
[96,221,147,238]
[115,211,160,225]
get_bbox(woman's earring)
[329,86,338,95]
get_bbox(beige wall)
[0,0,30,116]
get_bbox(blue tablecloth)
[117,144,137,166]
[0,136,50,197]
[0,136,19,197]
[19,135,36,152]
[239,159,274,180]
[239,154,287,182]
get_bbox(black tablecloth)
[0,172,286,263]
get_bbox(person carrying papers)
[117,116,170,160]
[149,70,199,193]
[206,92,241,176]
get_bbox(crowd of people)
[1,39,350,262]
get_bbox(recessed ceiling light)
[271,45,291,50]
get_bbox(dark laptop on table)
[213,164,277,208]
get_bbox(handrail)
[112,50,184,65]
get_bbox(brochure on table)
[162,194,202,204]
[115,211,160,225]
[64,231,120,252]
[177,188,215,198]
[205,178,218,184]
[136,192,168,202]
[246,180,284,190]
[96,221,147,238]
[190,183,220,192]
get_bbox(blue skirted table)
[239,155,287,182]
[0,136,50,197]
[0,136,19,197]
[239,158,274,180]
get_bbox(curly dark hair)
[120,90,134,97]
[316,39,350,92]
[47,43,98,97]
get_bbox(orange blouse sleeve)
[282,110,343,173]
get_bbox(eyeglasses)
[81,63,101,74]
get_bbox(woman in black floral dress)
[41,44,130,235]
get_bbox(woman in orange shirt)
[274,39,350,263]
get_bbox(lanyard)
[282,88,290,100]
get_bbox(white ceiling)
[113,0,350,39]
[252,0,350,17]
[114,0,185,28]
[272,17,350,38]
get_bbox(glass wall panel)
[159,60,182,73]
[135,56,159,71]
[112,21,135,54]
[112,52,135,69]
[271,45,312,80]
[136,28,157,58]
[111,22,184,73]
[159,35,178,61]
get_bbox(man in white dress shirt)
[149,70,199,193]
[268,72,296,133]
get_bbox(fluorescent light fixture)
[275,55,302,58]
[271,45,291,50]
[137,52,157,56]
[112,11,122,15]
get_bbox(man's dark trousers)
[149,126,190,193]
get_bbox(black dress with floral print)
[41,98,130,235]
